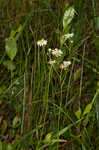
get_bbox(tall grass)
[0,0,99,149]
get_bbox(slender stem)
[21,72,26,134]
[65,60,75,106]
[36,66,52,150]
[57,71,63,149]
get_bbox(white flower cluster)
[48,48,63,65]
[37,38,71,69]
[60,61,71,70]
[48,48,63,57]
[51,48,63,57]
[64,33,74,40]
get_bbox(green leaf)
[10,25,22,38]
[3,60,16,71]
[12,116,19,128]
[17,24,22,33]
[75,107,82,119]
[10,30,17,38]
[53,124,72,138]
[74,68,82,81]
[83,103,92,116]
[44,132,52,143]
[63,6,75,30]
[5,38,17,60]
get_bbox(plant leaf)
[12,116,19,128]
[74,68,82,81]
[53,124,72,138]
[3,60,16,71]
[83,103,92,116]
[44,132,52,143]
[10,25,22,38]
[10,30,17,38]
[75,107,82,119]
[63,6,75,30]
[5,38,17,60]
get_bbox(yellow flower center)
[55,51,59,55]
[40,39,44,43]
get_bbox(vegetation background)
[0,0,99,149]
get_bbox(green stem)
[21,72,26,134]
[36,65,52,150]
[57,71,63,150]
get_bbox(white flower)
[70,40,73,43]
[64,33,74,40]
[48,59,56,65]
[52,48,63,57]
[37,39,47,47]
[60,61,71,70]
[48,48,52,52]
[63,61,71,67]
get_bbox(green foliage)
[7,144,13,150]
[0,142,13,150]
[60,6,75,47]
[44,132,52,143]
[0,0,98,149]
[5,25,22,61]
[63,6,75,30]
[74,68,82,81]
[75,107,82,119]
[12,116,19,128]
[5,38,17,61]
[10,25,22,38]
[83,103,92,116]
[3,60,16,71]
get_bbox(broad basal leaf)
[3,60,16,71]
[5,38,17,60]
